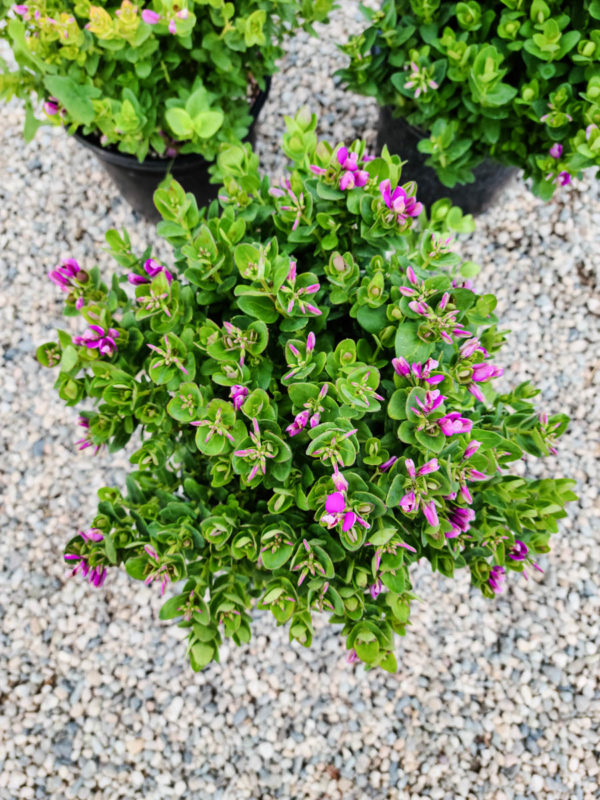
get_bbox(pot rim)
[74,76,271,170]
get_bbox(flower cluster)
[339,0,600,199]
[39,111,575,672]
[0,0,333,160]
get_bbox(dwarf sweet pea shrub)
[40,110,575,671]
[0,0,332,160]
[340,0,600,199]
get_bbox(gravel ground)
[1,4,599,799]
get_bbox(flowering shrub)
[339,0,600,199]
[39,109,576,671]
[0,0,332,160]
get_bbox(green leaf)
[192,110,225,139]
[395,323,434,363]
[236,294,278,323]
[43,76,100,125]
[165,107,194,138]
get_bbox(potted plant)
[39,109,575,671]
[339,0,600,213]
[0,0,333,219]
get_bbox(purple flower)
[339,171,355,191]
[73,325,119,358]
[229,384,248,410]
[446,506,475,539]
[411,389,445,417]
[471,363,504,383]
[332,470,349,493]
[79,528,104,542]
[286,410,310,437]
[460,338,487,358]
[379,456,398,472]
[309,165,327,175]
[508,540,528,561]
[337,147,359,171]
[379,179,423,223]
[488,565,506,594]
[75,417,103,455]
[128,258,173,285]
[422,500,439,528]
[438,412,473,436]
[49,258,84,291]
[392,356,411,377]
[462,440,481,460]
[399,491,417,513]
[13,4,28,15]
[64,553,107,587]
[558,171,571,186]
[141,8,160,23]
[549,143,563,159]
[325,491,346,514]
[369,578,383,600]
[354,170,369,187]
[43,97,60,116]
[418,458,439,476]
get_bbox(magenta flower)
[75,417,103,455]
[369,578,383,600]
[508,540,528,561]
[392,356,411,377]
[49,258,84,291]
[393,357,443,386]
[460,338,488,358]
[229,384,248,410]
[438,412,473,436]
[379,456,398,472]
[144,547,171,595]
[399,490,417,513]
[411,389,446,418]
[331,469,348,493]
[141,8,160,23]
[73,325,119,357]
[462,440,481,460]
[128,257,173,285]
[325,491,345,514]
[446,506,475,539]
[320,477,370,538]
[43,97,60,116]
[79,528,104,542]
[488,566,506,594]
[64,553,107,587]
[13,4,28,14]
[309,165,327,176]
[337,147,357,170]
[558,171,571,186]
[549,143,563,159]
[379,179,423,223]
[286,409,310,437]
[422,500,439,528]
[418,458,439,476]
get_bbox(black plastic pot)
[75,78,271,222]
[376,106,518,216]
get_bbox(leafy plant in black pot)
[0,0,333,218]
[339,0,600,213]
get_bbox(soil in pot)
[75,78,271,223]
[377,106,518,216]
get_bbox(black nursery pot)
[75,78,271,222]
[376,106,518,216]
